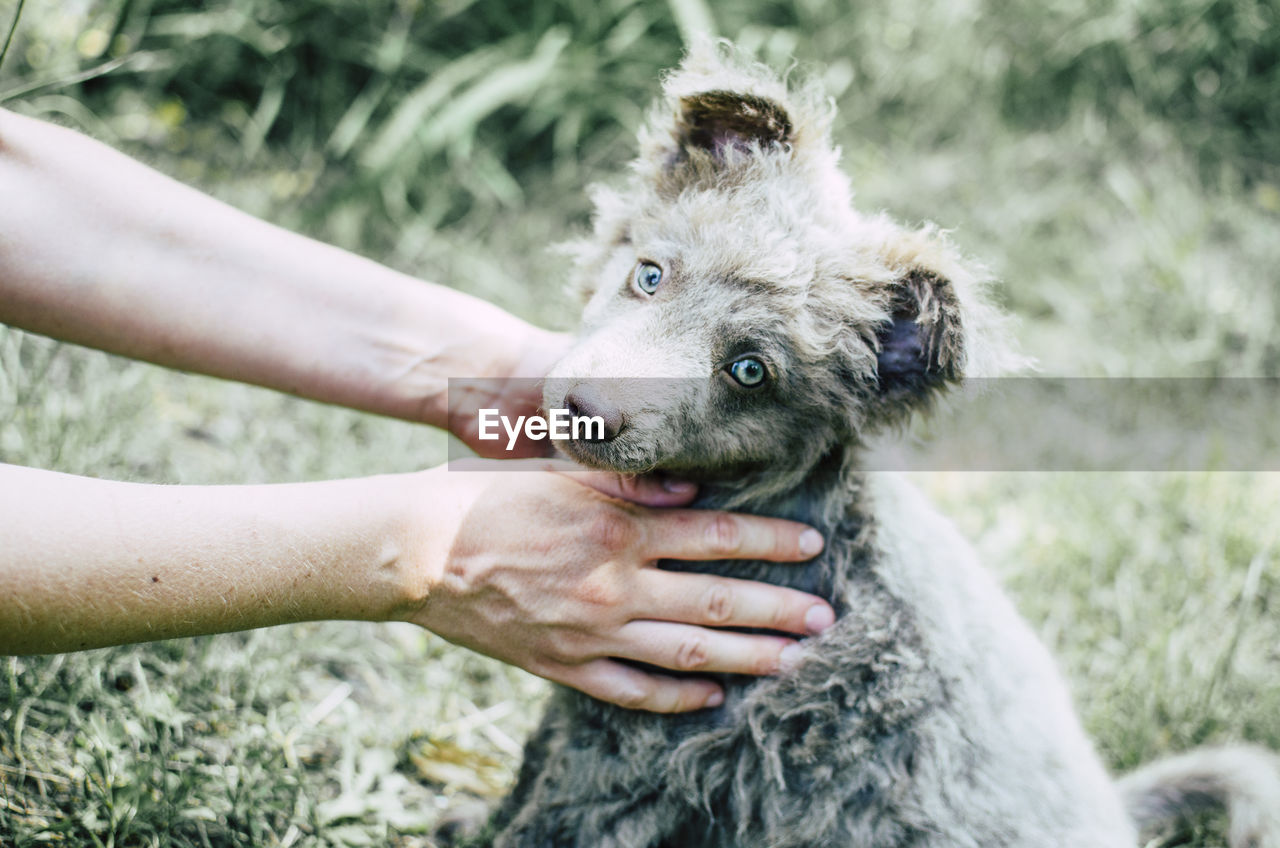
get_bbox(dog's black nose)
[564,385,624,442]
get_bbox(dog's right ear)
[872,268,965,409]
[673,90,793,164]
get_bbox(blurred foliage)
[990,0,1280,179]
[5,0,1273,257]
[3,0,690,255]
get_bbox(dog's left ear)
[874,269,965,405]
[674,90,793,163]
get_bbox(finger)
[562,470,698,508]
[610,620,800,676]
[642,510,825,562]
[507,328,573,379]
[449,457,699,507]
[634,569,835,636]
[444,456,555,472]
[466,422,559,460]
[446,457,582,473]
[553,658,724,713]
[447,382,546,460]
[533,459,698,507]
[482,435,558,460]
[457,423,556,460]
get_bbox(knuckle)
[524,655,557,680]
[702,583,734,624]
[590,509,638,555]
[614,683,652,711]
[766,598,791,630]
[753,645,784,676]
[706,513,741,557]
[776,527,798,560]
[674,636,711,671]
[575,574,622,610]
[545,629,587,664]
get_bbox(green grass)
[2,0,1279,844]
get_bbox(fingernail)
[662,477,697,495]
[704,689,724,708]
[799,528,824,557]
[804,604,835,635]
[779,643,804,671]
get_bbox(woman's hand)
[445,327,572,459]
[0,461,831,714]
[0,108,565,446]
[405,461,833,712]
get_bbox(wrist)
[275,471,443,627]
[372,465,473,625]
[354,283,558,427]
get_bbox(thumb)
[562,469,698,508]
[539,459,699,507]
[446,457,699,507]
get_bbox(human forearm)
[0,459,834,712]
[0,463,430,653]
[0,109,555,428]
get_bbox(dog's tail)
[1118,745,1280,848]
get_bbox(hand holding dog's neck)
[688,445,862,529]
[675,446,869,608]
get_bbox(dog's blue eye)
[728,357,767,387]
[634,262,663,295]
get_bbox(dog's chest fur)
[486,472,1133,847]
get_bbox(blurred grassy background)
[1,0,1278,845]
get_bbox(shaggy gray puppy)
[475,43,1280,848]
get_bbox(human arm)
[0,108,560,456]
[0,461,832,712]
